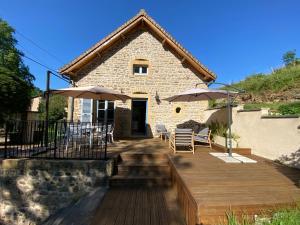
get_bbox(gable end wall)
[72,29,208,137]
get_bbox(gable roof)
[59,9,216,81]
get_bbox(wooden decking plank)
[141,188,151,225]
[107,139,300,225]
[103,189,123,225]
[149,189,160,225]
[113,188,130,225]
[156,189,170,225]
[153,189,164,225]
[133,188,144,225]
[123,188,137,225]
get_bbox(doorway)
[131,99,147,136]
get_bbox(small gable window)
[133,64,148,75]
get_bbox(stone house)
[59,10,216,137]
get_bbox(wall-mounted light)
[155,91,161,104]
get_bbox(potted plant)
[209,122,240,148]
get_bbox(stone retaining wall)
[0,159,113,225]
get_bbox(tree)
[282,50,296,66]
[0,18,35,123]
[38,95,67,121]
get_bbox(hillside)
[230,65,300,102]
[215,65,300,115]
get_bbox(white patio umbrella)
[51,86,131,102]
[164,88,236,102]
[50,86,131,159]
[164,87,237,156]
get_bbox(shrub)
[277,102,300,115]
[209,121,227,139]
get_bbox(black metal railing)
[2,120,112,160]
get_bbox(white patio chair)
[107,125,114,143]
[155,124,170,142]
[65,123,90,151]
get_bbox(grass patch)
[243,101,300,115]
[243,102,282,111]
[222,205,300,225]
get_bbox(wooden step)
[117,166,171,176]
[120,153,168,163]
[118,160,170,167]
[109,175,172,188]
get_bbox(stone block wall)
[71,28,209,137]
[0,159,113,225]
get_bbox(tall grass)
[222,205,300,225]
[228,65,300,94]
[268,207,300,225]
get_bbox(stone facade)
[0,159,113,225]
[72,28,208,137]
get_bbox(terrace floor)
[105,138,300,225]
[91,187,186,225]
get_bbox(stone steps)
[109,175,172,187]
[110,152,172,188]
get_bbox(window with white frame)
[133,64,148,75]
[97,100,115,124]
[81,99,93,122]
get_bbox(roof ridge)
[140,12,216,78]
[59,9,216,80]
[138,9,147,15]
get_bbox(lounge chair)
[169,128,195,154]
[155,124,170,141]
[194,127,212,149]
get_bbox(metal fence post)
[104,122,108,160]
[54,122,58,158]
[4,122,8,158]
[45,70,51,147]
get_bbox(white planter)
[214,135,238,148]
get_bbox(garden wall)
[0,159,113,225]
[205,106,300,169]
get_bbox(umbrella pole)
[45,70,51,148]
[227,91,233,157]
[104,119,108,160]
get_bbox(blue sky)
[1,0,299,90]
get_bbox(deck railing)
[2,120,111,160]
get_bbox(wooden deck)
[107,138,300,225]
[91,187,186,225]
